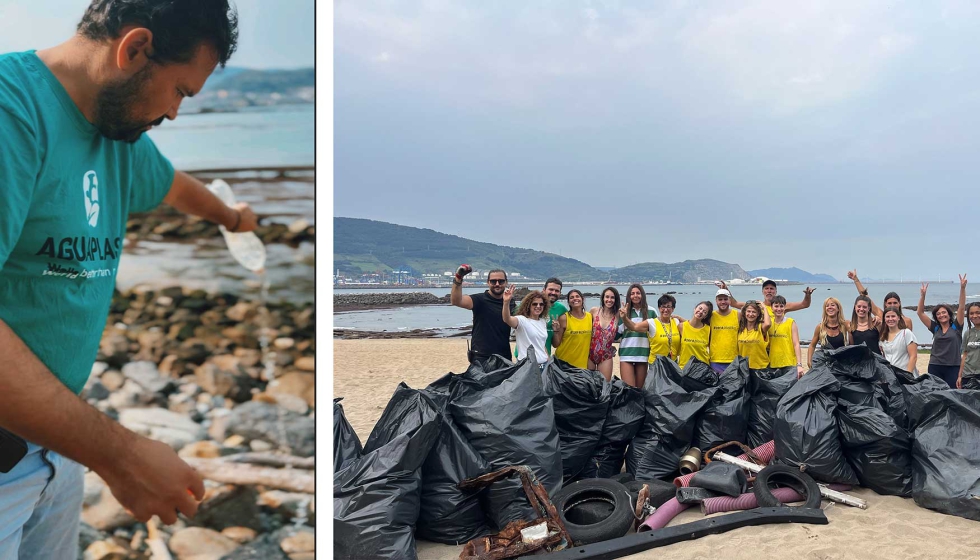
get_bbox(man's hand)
[803,287,815,297]
[455,264,473,282]
[100,436,205,525]
[229,202,258,233]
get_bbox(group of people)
[450,265,980,390]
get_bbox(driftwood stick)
[221,452,315,469]
[184,458,314,493]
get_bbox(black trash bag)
[898,370,950,431]
[690,461,748,497]
[579,377,645,479]
[333,397,362,472]
[695,358,750,452]
[871,355,910,429]
[773,367,859,484]
[449,347,563,529]
[910,390,980,521]
[334,421,439,560]
[818,345,880,408]
[423,380,495,544]
[544,359,613,482]
[837,402,913,497]
[675,486,721,504]
[363,384,492,545]
[626,357,719,480]
[747,364,798,448]
[963,377,980,390]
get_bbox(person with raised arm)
[554,290,592,369]
[916,277,967,387]
[709,288,740,374]
[768,296,805,378]
[451,265,515,363]
[737,300,772,369]
[849,295,881,354]
[807,297,849,368]
[618,284,654,388]
[880,307,918,373]
[502,285,550,365]
[958,301,980,389]
[847,270,913,330]
[678,301,713,369]
[588,287,621,381]
[719,279,814,322]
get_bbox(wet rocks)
[169,527,240,559]
[224,402,315,457]
[119,408,207,450]
[81,286,315,559]
[333,291,451,311]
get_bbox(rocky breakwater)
[333,291,451,312]
[79,286,316,560]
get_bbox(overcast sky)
[334,0,980,281]
[0,0,314,69]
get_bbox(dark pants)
[928,364,960,388]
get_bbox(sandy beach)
[334,338,977,560]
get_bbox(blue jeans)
[0,442,84,559]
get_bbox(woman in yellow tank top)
[554,290,592,369]
[648,294,682,364]
[768,296,804,378]
[737,300,771,369]
[678,301,712,367]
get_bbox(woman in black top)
[807,297,849,368]
[849,295,881,354]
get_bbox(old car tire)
[552,478,634,545]
[753,465,822,509]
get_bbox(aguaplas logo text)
[35,170,117,280]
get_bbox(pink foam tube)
[673,472,696,488]
[737,440,776,464]
[700,488,804,515]
[638,498,691,532]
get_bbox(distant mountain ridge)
[183,67,314,112]
[334,217,828,283]
[748,267,837,283]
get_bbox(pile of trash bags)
[334,344,980,559]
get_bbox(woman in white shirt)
[502,286,550,364]
[879,307,918,373]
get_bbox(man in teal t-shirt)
[0,1,253,556]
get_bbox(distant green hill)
[334,218,602,281]
[334,218,831,284]
[610,259,750,283]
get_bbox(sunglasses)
[488,279,506,285]
[531,302,545,307]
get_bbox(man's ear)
[115,27,155,74]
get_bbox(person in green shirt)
[514,277,568,358]
[0,1,251,556]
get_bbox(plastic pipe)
[737,440,776,464]
[637,498,691,532]
[701,488,804,515]
[673,472,696,488]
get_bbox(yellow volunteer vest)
[648,318,681,362]
[555,311,592,369]
[737,325,770,369]
[768,317,797,368]
[678,321,710,367]
[710,310,739,363]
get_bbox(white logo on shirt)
[83,170,100,227]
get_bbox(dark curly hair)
[516,290,550,319]
[77,0,239,66]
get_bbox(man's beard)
[93,66,162,143]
